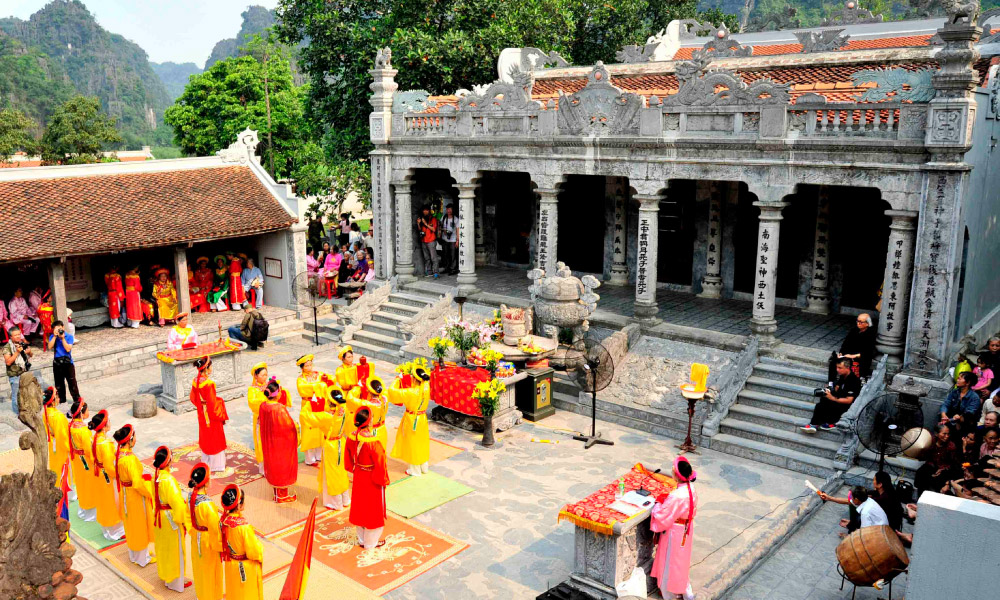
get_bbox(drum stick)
[804,480,820,495]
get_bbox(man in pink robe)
[650,456,698,600]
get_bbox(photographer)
[416,205,440,278]
[801,358,860,434]
[440,204,459,275]
[3,326,35,412]
[48,320,80,404]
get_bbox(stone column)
[804,189,832,314]
[369,150,392,279]
[393,181,416,282]
[876,210,918,369]
[697,181,723,299]
[750,200,789,343]
[633,193,661,320]
[607,177,629,285]
[535,188,559,274]
[47,261,68,324]
[474,194,487,267]
[456,183,478,295]
[174,247,191,315]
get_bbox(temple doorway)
[557,175,606,275]
[657,181,697,286]
[481,171,534,267]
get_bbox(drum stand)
[837,563,903,600]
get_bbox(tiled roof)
[672,34,935,60]
[0,166,296,264]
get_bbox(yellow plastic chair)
[680,363,710,399]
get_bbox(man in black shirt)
[803,358,861,433]
[828,313,877,382]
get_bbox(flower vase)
[481,414,495,447]
[436,357,444,370]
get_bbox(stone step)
[388,291,437,308]
[402,280,456,296]
[856,449,922,482]
[727,404,841,443]
[352,329,406,350]
[361,320,409,340]
[371,311,411,326]
[344,339,403,364]
[550,390,696,443]
[743,376,822,404]
[707,433,837,479]
[736,389,816,420]
[719,418,841,460]
[381,302,421,317]
[752,361,829,388]
[303,318,344,337]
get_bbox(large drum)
[836,525,909,586]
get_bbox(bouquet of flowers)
[395,357,429,387]
[428,337,453,363]
[471,378,506,418]
[441,316,498,361]
[488,309,504,342]
[468,347,504,373]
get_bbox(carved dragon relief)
[217,128,260,164]
[979,7,1000,43]
[852,67,936,102]
[744,7,801,33]
[393,90,436,113]
[794,29,850,53]
[822,1,884,26]
[458,65,543,113]
[666,56,790,106]
[519,48,569,70]
[676,19,717,40]
[556,62,644,135]
[692,23,753,59]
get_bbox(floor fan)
[292,272,327,346]
[855,391,924,475]
[569,338,616,449]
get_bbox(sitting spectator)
[958,429,980,473]
[819,472,900,534]
[364,248,376,282]
[852,486,889,528]
[915,423,959,497]
[940,371,981,433]
[828,313,877,382]
[977,410,999,435]
[364,227,374,250]
[980,337,1000,377]
[227,301,265,350]
[980,427,1000,464]
[306,247,320,277]
[801,358,860,434]
[320,241,331,264]
[972,355,994,399]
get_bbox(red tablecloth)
[429,365,491,416]
[156,339,242,363]
[558,463,677,535]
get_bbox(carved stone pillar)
[804,189,832,314]
[369,150,392,279]
[474,194,486,267]
[535,188,559,274]
[750,200,789,344]
[876,210,918,369]
[456,183,478,295]
[47,261,68,324]
[368,48,397,146]
[174,247,191,315]
[607,177,629,286]
[633,193,661,320]
[697,181,722,299]
[393,181,416,282]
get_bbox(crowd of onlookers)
[306,212,376,298]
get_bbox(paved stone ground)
[727,490,911,600]
[430,266,855,351]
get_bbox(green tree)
[40,96,123,164]
[165,33,305,182]
[0,108,39,161]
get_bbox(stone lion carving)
[943,0,980,24]
[375,47,392,69]
[528,262,601,345]
[216,128,260,165]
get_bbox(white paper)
[622,490,655,508]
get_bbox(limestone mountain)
[0,0,171,147]
[205,5,276,69]
[0,35,77,137]
[151,61,204,101]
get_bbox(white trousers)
[165,575,186,593]
[102,522,126,540]
[128,548,152,567]
[127,319,140,328]
[78,506,96,522]
[323,490,351,510]
[355,526,384,550]
[203,450,226,473]
[211,299,227,311]
[304,448,322,465]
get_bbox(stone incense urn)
[528,262,601,344]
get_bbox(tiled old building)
[367,4,1000,380]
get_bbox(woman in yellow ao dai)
[295,354,336,465]
[113,425,155,567]
[188,463,224,600]
[387,368,432,477]
[247,362,270,470]
[42,388,71,488]
[68,400,97,521]
[89,410,126,541]
[318,390,351,510]
[221,485,264,600]
[152,446,191,593]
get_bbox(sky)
[2,0,279,66]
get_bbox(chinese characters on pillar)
[813,203,828,285]
[753,226,774,318]
[637,216,651,296]
[706,188,722,276]
[538,207,550,270]
[372,157,385,278]
[916,175,947,372]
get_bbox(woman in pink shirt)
[973,355,994,398]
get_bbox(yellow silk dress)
[154,472,190,585]
[44,406,71,482]
[190,493,224,600]
[296,375,334,453]
[360,394,389,450]
[387,378,431,466]
[92,433,122,528]
[317,405,350,497]
[247,385,267,463]
[116,451,154,552]
[335,364,361,435]
[69,421,95,511]
[153,280,178,320]
[222,512,264,600]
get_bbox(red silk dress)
[190,376,229,456]
[124,273,143,322]
[259,390,298,494]
[105,272,125,321]
[345,430,389,529]
[228,258,246,307]
[188,271,208,313]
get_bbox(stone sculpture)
[943,0,980,24]
[557,62,644,135]
[853,67,936,102]
[666,57,791,106]
[216,128,260,165]
[691,23,752,60]
[0,373,86,600]
[744,7,801,33]
[375,47,392,69]
[794,29,850,53]
[822,1,884,26]
[527,262,600,344]
[458,65,542,113]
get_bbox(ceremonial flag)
[279,498,317,600]
[56,462,70,521]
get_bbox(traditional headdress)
[250,361,268,377]
[154,268,170,278]
[68,400,87,420]
[354,406,372,430]
[175,312,189,322]
[196,256,210,265]
[195,356,212,372]
[113,425,135,497]
[221,483,241,512]
[189,462,210,532]
[414,367,430,382]
[296,354,314,368]
[338,345,354,360]
[673,456,697,545]
[89,410,109,479]
[152,445,172,527]
[214,255,227,264]
[43,386,57,407]
[366,376,384,397]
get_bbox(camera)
[812,387,829,398]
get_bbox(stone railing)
[702,334,759,437]
[658,105,770,137]
[833,354,889,470]
[786,101,928,140]
[400,114,458,136]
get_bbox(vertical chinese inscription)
[372,155,386,278]
[915,174,948,372]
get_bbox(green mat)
[67,498,120,550]
[386,471,474,518]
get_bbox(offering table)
[155,338,246,414]
[428,365,525,431]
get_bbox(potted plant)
[428,337,453,370]
[472,378,505,447]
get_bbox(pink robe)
[0,301,12,332]
[8,296,39,335]
[650,484,698,597]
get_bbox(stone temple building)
[366,4,1000,381]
